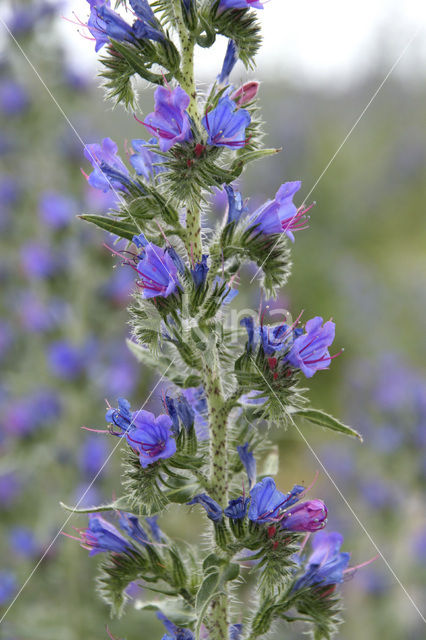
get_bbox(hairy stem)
[172,0,203,262]
[204,350,229,640]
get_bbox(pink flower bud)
[231,81,260,106]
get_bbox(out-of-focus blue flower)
[84,137,130,192]
[248,477,305,524]
[8,2,56,36]
[78,514,132,556]
[280,499,327,532]
[249,181,307,242]
[202,96,250,148]
[0,80,30,115]
[0,320,13,360]
[0,472,22,506]
[142,86,192,152]
[285,317,336,378]
[157,611,195,640]
[187,493,223,522]
[20,242,56,279]
[217,39,238,85]
[47,340,85,380]
[237,442,256,489]
[229,624,243,640]
[79,435,109,477]
[136,243,179,299]
[38,191,78,229]
[4,389,61,436]
[293,531,351,591]
[73,483,102,509]
[218,0,264,10]
[191,255,209,288]
[118,513,149,546]
[9,527,39,558]
[224,496,249,520]
[224,184,246,224]
[0,175,20,206]
[130,137,166,179]
[0,571,17,605]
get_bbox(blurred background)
[0,1,425,639]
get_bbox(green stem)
[203,350,229,640]
[172,0,202,262]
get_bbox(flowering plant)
[63,2,369,638]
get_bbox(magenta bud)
[231,81,260,106]
[280,499,328,532]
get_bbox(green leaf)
[79,214,139,240]
[59,498,129,514]
[195,571,221,613]
[293,408,363,441]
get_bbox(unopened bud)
[231,81,260,107]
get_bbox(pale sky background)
[58,0,426,86]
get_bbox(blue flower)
[0,80,29,115]
[187,494,223,522]
[230,624,243,640]
[259,322,293,356]
[146,515,163,542]
[293,531,351,591]
[47,340,85,380]
[163,394,195,432]
[79,435,109,476]
[136,243,179,299]
[130,137,166,180]
[0,571,17,606]
[79,514,133,556]
[250,181,308,242]
[130,0,165,41]
[202,96,250,148]
[224,496,249,520]
[106,397,133,434]
[84,137,130,192]
[38,191,77,229]
[248,477,305,524]
[87,1,133,52]
[157,612,195,640]
[217,39,238,85]
[191,254,209,288]
[126,410,176,468]
[9,527,39,558]
[237,442,256,489]
[285,317,336,378]
[224,184,246,224]
[118,512,149,546]
[218,0,264,10]
[142,85,192,152]
[240,316,257,352]
[181,386,209,441]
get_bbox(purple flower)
[191,255,209,288]
[0,571,17,605]
[130,137,166,179]
[0,472,22,507]
[280,499,327,532]
[47,341,85,380]
[181,386,208,440]
[0,80,29,115]
[142,86,192,152]
[293,531,351,591]
[16,292,57,333]
[9,527,39,558]
[237,442,256,489]
[250,181,309,242]
[77,514,132,556]
[230,624,243,640]
[240,316,257,352]
[218,0,264,9]
[285,317,336,378]
[217,39,238,85]
[224,496,249,520]
[20,242,56,279]
[187,494,223,522]
[118,512,149,546]
[136,243,179,299]
[202,96,250,148]
[224,184,246,224]
[125,409,176,467]
[248,477,305,524]
[38,191,78,229]
[8,2,56,36]
[84,137,130,192]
